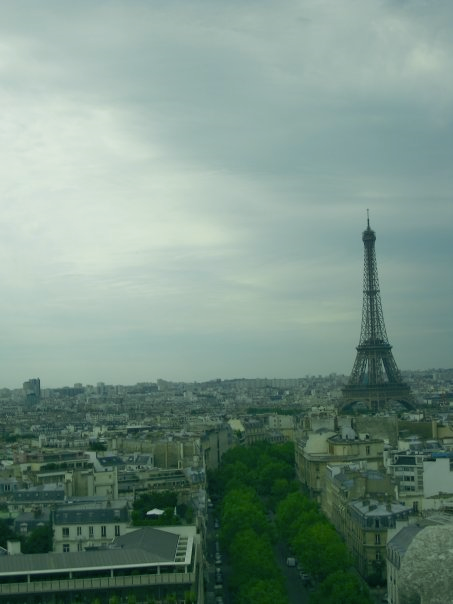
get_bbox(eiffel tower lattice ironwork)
[341,214,414,411]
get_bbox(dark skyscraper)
[23,378,41,404]
[341,215,414,412]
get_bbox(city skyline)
[0,1,452,389]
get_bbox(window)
[62,527,69,538]
[63,544,70,553]
[77,526,82,536]
[77,543,83,552]
[375,534,381,545]
[366,446,370,455]
[115,525,120,537]
[101,526,106,537]
[89,526,94,538]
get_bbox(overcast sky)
[0,0,451,389]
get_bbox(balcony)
[0,571,195,596]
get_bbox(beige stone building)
[324,464,408,582]
[296,426,385,501]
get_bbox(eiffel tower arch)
[341,215,415,412]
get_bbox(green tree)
[210,442,298,603]
[0,519,17,548]
[22,524,53,553]
[276,491,322,540]
[272,441,295,466]
[310,569,373,604]
[237,578,289,604]
[228,528,280,590]
[295,521,350,581]
[132,491,178,526]
[220,488,271,547]
[256,460,294,495]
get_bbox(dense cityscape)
[0,368,451,603]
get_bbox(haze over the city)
[0,1,452,389]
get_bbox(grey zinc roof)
[0,548,169,575]
[0,527,182,576]
[387,524,424,557]
[350,499,408,517]
[113,526,179,559]
[54,500,129,524]
[13,487,65,503]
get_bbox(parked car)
[300,572,312,587]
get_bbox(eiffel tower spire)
[341,214,414,411]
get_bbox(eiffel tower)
[341,213,414,412]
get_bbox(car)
[214,519,220,529]
[215,554,222,565]
[300,572,312,586]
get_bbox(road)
[206,506,311,604]
[274,540,311,604]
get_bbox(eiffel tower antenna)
[341,215,414,412]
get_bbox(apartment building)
[53,498,131,553]
[296,426,385,501]
[324,463,407,582]
[346,498,410,582]
[9,484,65,515]
[385,449,453,514]
[385,451,425,513]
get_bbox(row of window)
[62,525,121,538]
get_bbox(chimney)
[7,540,21,555]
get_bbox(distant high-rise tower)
[341,214,414,411]
[23,378,41,404]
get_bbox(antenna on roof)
[366,208,370,228]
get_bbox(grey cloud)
[0,1,451,386]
